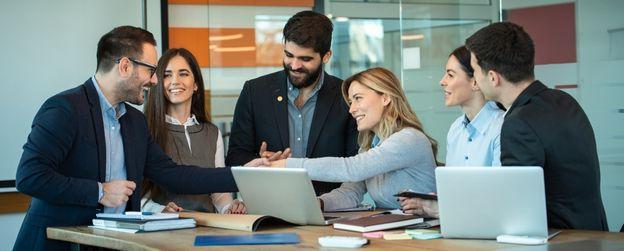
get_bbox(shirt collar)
[92,76,126,119]
[371,135,381,148]
[286,70,325,98]
[166,114,199,126]
[465,101,500,135]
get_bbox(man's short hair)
[465,22,535,83]
[96,26,156,73]
[283,11,333,56]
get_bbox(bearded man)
[226,11,358,195]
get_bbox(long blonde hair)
[342,67,439,163]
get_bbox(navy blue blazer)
[225,71,358,195]
[501,81,608,231]
[14,79,238,250]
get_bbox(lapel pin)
[277,96,283,102]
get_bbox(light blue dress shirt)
[286,71,325,157]
[93,77,128,213]
[445,101,505,166]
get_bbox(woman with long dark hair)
[142,48,245,214]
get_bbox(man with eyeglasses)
[14,26,250,250]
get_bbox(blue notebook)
[194,233,301,246]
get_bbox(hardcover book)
[333,214,423,232]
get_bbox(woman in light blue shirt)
[399,46,505,216]
[441,45,505,166]
[270,67,439,211]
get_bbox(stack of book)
[92,212,196,233]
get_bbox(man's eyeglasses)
[115,57,156,77]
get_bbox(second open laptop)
[436,166,549,239]
[231,167,349,225]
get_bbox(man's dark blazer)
[501,80,608,231]
[226,70,358,195]
[14,79,238,250]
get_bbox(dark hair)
[142,48,210,203]
[96,25,156,73]
[450,46,474,78]
[144,48,209,152]
[283,10,333,56]
[465,22,535,83]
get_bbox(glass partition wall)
[166,1,311,148]
[327,0,497,161]
[498,0,623,232]
[328,0,623,231]
[166,0,622,231]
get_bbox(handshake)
[243,141,292,168]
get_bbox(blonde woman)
[270,67,438,211]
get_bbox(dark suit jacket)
[14,79,238,250]
[501,81,608,231]
[226,71,358,195]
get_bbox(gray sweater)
[286,127,436,210]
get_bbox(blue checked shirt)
[286,71,325,157]
[93,76,128,213]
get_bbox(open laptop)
[436,166,548,239]
[231,167,348,225]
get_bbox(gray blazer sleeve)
[286,128,433,182]
[319,181,367,211]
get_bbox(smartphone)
[393,191,437,200]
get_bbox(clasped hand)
[99,180,136,207]
[243,141,291,167]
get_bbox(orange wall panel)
[210,28,257,68]
[169,27,283,68]
[168,0,313,7]
[169,28,211,67]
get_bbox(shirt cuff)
[142,199,166,213]
[98,182,104,203]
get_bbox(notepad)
[92,218,196,232]
[194,233,301,246]
[95,212,178,221]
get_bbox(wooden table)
[47,224,624,251]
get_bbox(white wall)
[0,0,161,248]
[0,213,26,251]
[576,0,624,232]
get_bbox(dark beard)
[120,70,145,105]
[283,62,323,89]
